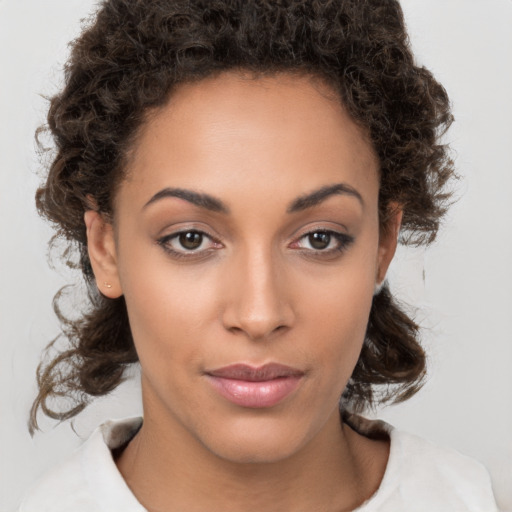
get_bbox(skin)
[85,71,401,512]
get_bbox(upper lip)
[206,363,304,382]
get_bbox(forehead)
[120,71,379,210]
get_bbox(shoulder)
[386,429,497,509]
[352,417,498,512]
[17,440,91,512]
[18,417,145,512]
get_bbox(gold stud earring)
[104,282,112,289]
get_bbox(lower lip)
[205,375,302,408]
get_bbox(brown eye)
[158,229,223,259]
[308,232,331,250]
[290,229,355,256]
[178,231,203,250]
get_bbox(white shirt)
[18,416,498,512]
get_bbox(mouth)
[204,363,304,408]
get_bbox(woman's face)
[86,71,399,463]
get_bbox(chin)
[196,416,315,465]
[209,438,303,465]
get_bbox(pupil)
[179,231,202,250]
[309,232,331,249]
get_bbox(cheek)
[120,268,221,430]
[297,244,378,379]
[115,232,220,377]
[306,279,373,363]
[121,267,217,361]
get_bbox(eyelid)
[157,227,223,259]
[289,227,355,255]
[289,222,351,243]
[294,229,353,245]
[155,223,354,261]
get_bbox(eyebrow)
[143,187,229,213]
[143,182,363,214]
[287,183,364,213]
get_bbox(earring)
[104,282,112,289]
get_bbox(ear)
[376,202,403,285]
[84,210,123,298]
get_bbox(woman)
[18,0,498,510]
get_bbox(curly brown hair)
[29,0,455,434]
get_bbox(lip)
[204,363,304,408]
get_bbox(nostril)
[220,264,295,339]
[225,322,289,341]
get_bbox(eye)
[305,231,334,250]
[177,231,204,250]
[291,229,354,254]
[157,229,222,258]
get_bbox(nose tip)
[226,305,290,341]
[221,253,294,341]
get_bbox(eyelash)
[157,229,222,260]
[290,229,355,257]
[157,229,354,260]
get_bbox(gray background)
[1,0,511,510]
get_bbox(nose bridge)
[223,242,292,339]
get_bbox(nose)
[221,246,295,340]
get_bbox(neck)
[115,384,389,512]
